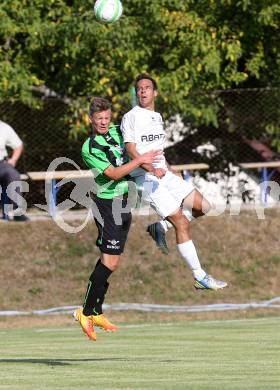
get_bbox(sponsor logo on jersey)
[141,134,165,142]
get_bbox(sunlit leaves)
[0,0,279,133]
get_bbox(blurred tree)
[0,0,279,137]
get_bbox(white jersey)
[0,120,22,160]
[121,105,167,176]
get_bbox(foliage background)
[0,0,280,140]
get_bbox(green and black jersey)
[81,125,130,199]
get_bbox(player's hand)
[152,167,167,179]
[138,149,163,165]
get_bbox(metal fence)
[0,88,279,208]
[165,88,280,169]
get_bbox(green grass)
[1,317,280,390]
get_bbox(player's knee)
[196,198,212,216]
[102,255,120,271]
[173,214,190,232]
[109,262,119,271]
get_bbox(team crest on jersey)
[151,116,164,125]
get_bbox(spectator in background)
[0,120,29,221]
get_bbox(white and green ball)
[94,0,123,23]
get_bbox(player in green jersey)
[74,97,160,341]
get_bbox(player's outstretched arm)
[103,150,162,181]
[125,142,166,179]
[125,142,154,173]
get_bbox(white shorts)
[135,170,195,218]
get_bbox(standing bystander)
[0,120,29,221]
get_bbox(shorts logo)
[108,239,119,246]
[106,239,120,250]
[141,134,165,142]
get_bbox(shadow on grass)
[0,358,179,366]
[0,358,124,366]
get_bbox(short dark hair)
[135,73,158,92]
[89,97,112,117]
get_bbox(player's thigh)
[184,189,211,214]
[94,197,132,255]
[137,176,180,218]
[164,171,195,205]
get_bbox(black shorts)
[92,196,132,255]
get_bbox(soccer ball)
[94,0,123,23]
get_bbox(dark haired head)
[89,97,112,117]
[134,73,158,92]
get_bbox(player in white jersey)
[121,74,227,291]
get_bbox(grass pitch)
[0,316,279,390]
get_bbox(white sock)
[177,240,206,280]
[158,219,172,232]
[158,210,194,233]
[183,209,195,222]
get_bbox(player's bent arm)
[103,150,160,181]
[125,142,154,173]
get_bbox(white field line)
[31,317,280,333]
[1,318,278,335]
[1,297,280,317]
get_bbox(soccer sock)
[94,259,110,303]
[100,281,110,306]
[159,219,172,232]
[159,210,195,232]
[83,260,112,316]
[183,209,195,222]
[177,240,206,281]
